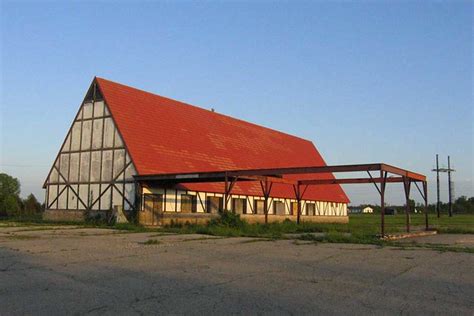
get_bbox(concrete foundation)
[43,210,85,222]
[240,214,349,224]
[142,213,348,226]
[44,209,348,226]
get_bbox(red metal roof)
[96,77,349,203]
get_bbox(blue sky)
[1,1,472,205]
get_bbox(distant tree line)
[357,196,474,215]
[0,173,43,218]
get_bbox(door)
[207,196,222,214]
[141,194,163,225]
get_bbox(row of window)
[143,194,319,216]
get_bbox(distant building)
[362,206,374,214]
[384,208,397,215]
[348,207,362,214]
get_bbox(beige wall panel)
[114,130,123,147]
[59,154,69,180]
[90,184,100,210]
[49,166,59,184]
[124,164,136,181]
[69,153,79,182]
[61,133,71,152]
[58,185,67,209]
[164,189,175,212]
[100,186,111,210]
[80,152,90,182]
[76,108,83,120]
[82,102,93,119]
[93,101,104,117]
[70,121,81,151]
[124,184,135,211]
[113,149,125,179]
[81,120,92,150]
[92,119,103,149]
[79,184,88,208]
[90,151,101,182]
[103,118,114,148]
[67,185,78,210]
[112,186,123,209]
[48,185,58,209]
[101,150,113,182]
[195,192,205,213]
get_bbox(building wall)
[141,186,348,225]
[43,97,137,221]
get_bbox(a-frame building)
[43,77,350,224]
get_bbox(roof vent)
[211,108,215,112]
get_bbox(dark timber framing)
[43,79,137,219]
[135,163,428,236]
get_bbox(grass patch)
[240,238,276,244]
[160,214,350,239]
[298,232,383,246]
[348,214,474,234]
[387,241,474,254]
[435,227,474,234]
[5,235,38,240]
[296,231,474,253]
[143,239,161,245]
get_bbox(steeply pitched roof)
[96,77,349,203]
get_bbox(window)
[306,203,315,216]
[206,196,222,214]
[273,201,285,215]
[291,202,299,215]
[254,200,265,215]
[181,194,197,213]
[232,198,246,214]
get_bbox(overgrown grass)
[296,232,474,253]
[160,217,350,239]
[348,214,474,234]
[157,213,473,238]
[2,213,472,238]
[298,231,383,245]
[143,239,161,245]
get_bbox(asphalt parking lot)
[1,226,473,315]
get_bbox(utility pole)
[432,154,441,218]
[448,156,453,217]
[431,155,455,218]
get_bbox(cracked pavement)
[0,227,473,315]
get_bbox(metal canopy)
[134,163,428,236]
[134,163,425,183]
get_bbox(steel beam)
[298,177,406,185]
[403,177,411,233]
[134,163,425,184]
[380,171,387,236]
[423,181,429,231]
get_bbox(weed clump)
[143,239,161,245]
[209,211,246,228]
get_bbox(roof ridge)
[95,76,315,145]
